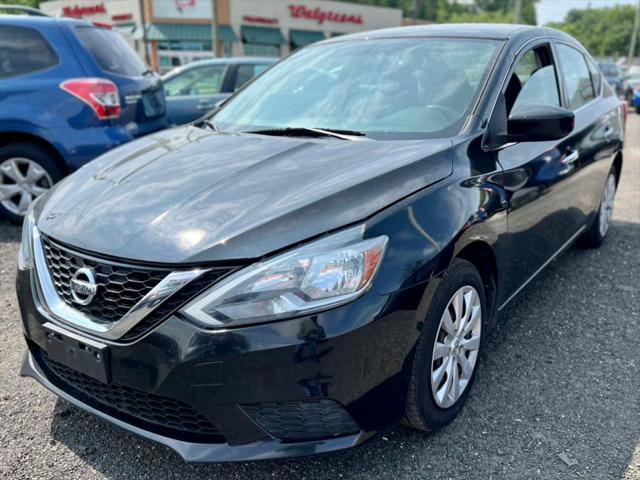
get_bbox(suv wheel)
[405,259,486,431]
[0,143,62,224]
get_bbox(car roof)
[180,57,278,67]
[161,57,278,78]
[0,13,93,28]
[323,23,538,41]
[318,23,581,48]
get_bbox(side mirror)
[483,96,575,150]
[507,104,575,142]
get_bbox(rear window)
[75,26,146,77]
[0,25,58,78]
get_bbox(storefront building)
[39,0,145,58]
[40,0,403,73]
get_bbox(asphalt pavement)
[0,115,638,480]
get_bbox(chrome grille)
[41,236,170,323]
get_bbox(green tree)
[548,5,638,58]
[344,0,538,25]
[0,0,41,7]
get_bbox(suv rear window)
[0,25,58,78]
[75,26,146,77]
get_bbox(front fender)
[365,137,508,296]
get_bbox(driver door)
[496,42,585,302]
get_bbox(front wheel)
[405,259,486,432]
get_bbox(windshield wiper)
[201,119,218,131]
[245,127,366,141]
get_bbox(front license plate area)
[43,322,110,384]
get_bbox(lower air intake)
[241,399,359,441]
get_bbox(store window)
[157,41,214,74]
[243,44,280,57]
[158,41,212,52]
[289,30,325,52]
[241,26,285,58]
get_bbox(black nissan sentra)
[17,24,624,462]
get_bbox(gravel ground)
[0,116,638,480]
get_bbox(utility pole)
[628,0,640,68]
[412,0,422,24]
[513,0,523,24]
[211,0,219,58]
[138,0,150,66]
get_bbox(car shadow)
[48,220,640,479]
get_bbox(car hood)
[37,126,452,263]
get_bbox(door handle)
[604,125,613,139]
[562,149,580,165]
[196,103,214,111]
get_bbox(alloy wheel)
[431,285,482,409]
[598,174,616,238]
[0,158,53,216]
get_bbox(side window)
[505,46,561,114]
[234,64,270,91]
[164,66,226,97]
[0,25,58,79]
[586,58,602,96]
[556,43,595,110]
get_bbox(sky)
[536,0,637,25]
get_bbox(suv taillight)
[60,78,121,120]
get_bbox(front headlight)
[18,208,36,271]
[181,227,388,328]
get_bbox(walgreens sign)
[62,3,106,17]
[288,5,363,25]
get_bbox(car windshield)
[212,38,501,139]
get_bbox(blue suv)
[0,7,168,223]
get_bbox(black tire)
[405,258,486,432]
[0,143,63,225]
[578,167,617,249]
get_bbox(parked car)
[0,7,167,223]
[632,85,640,113]
[18,24,623,462]
[597,61,623,96]
[162,58,277,125]
[622,68,640,109]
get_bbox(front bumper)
[21,350,367,462]
[17,267,425,462]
